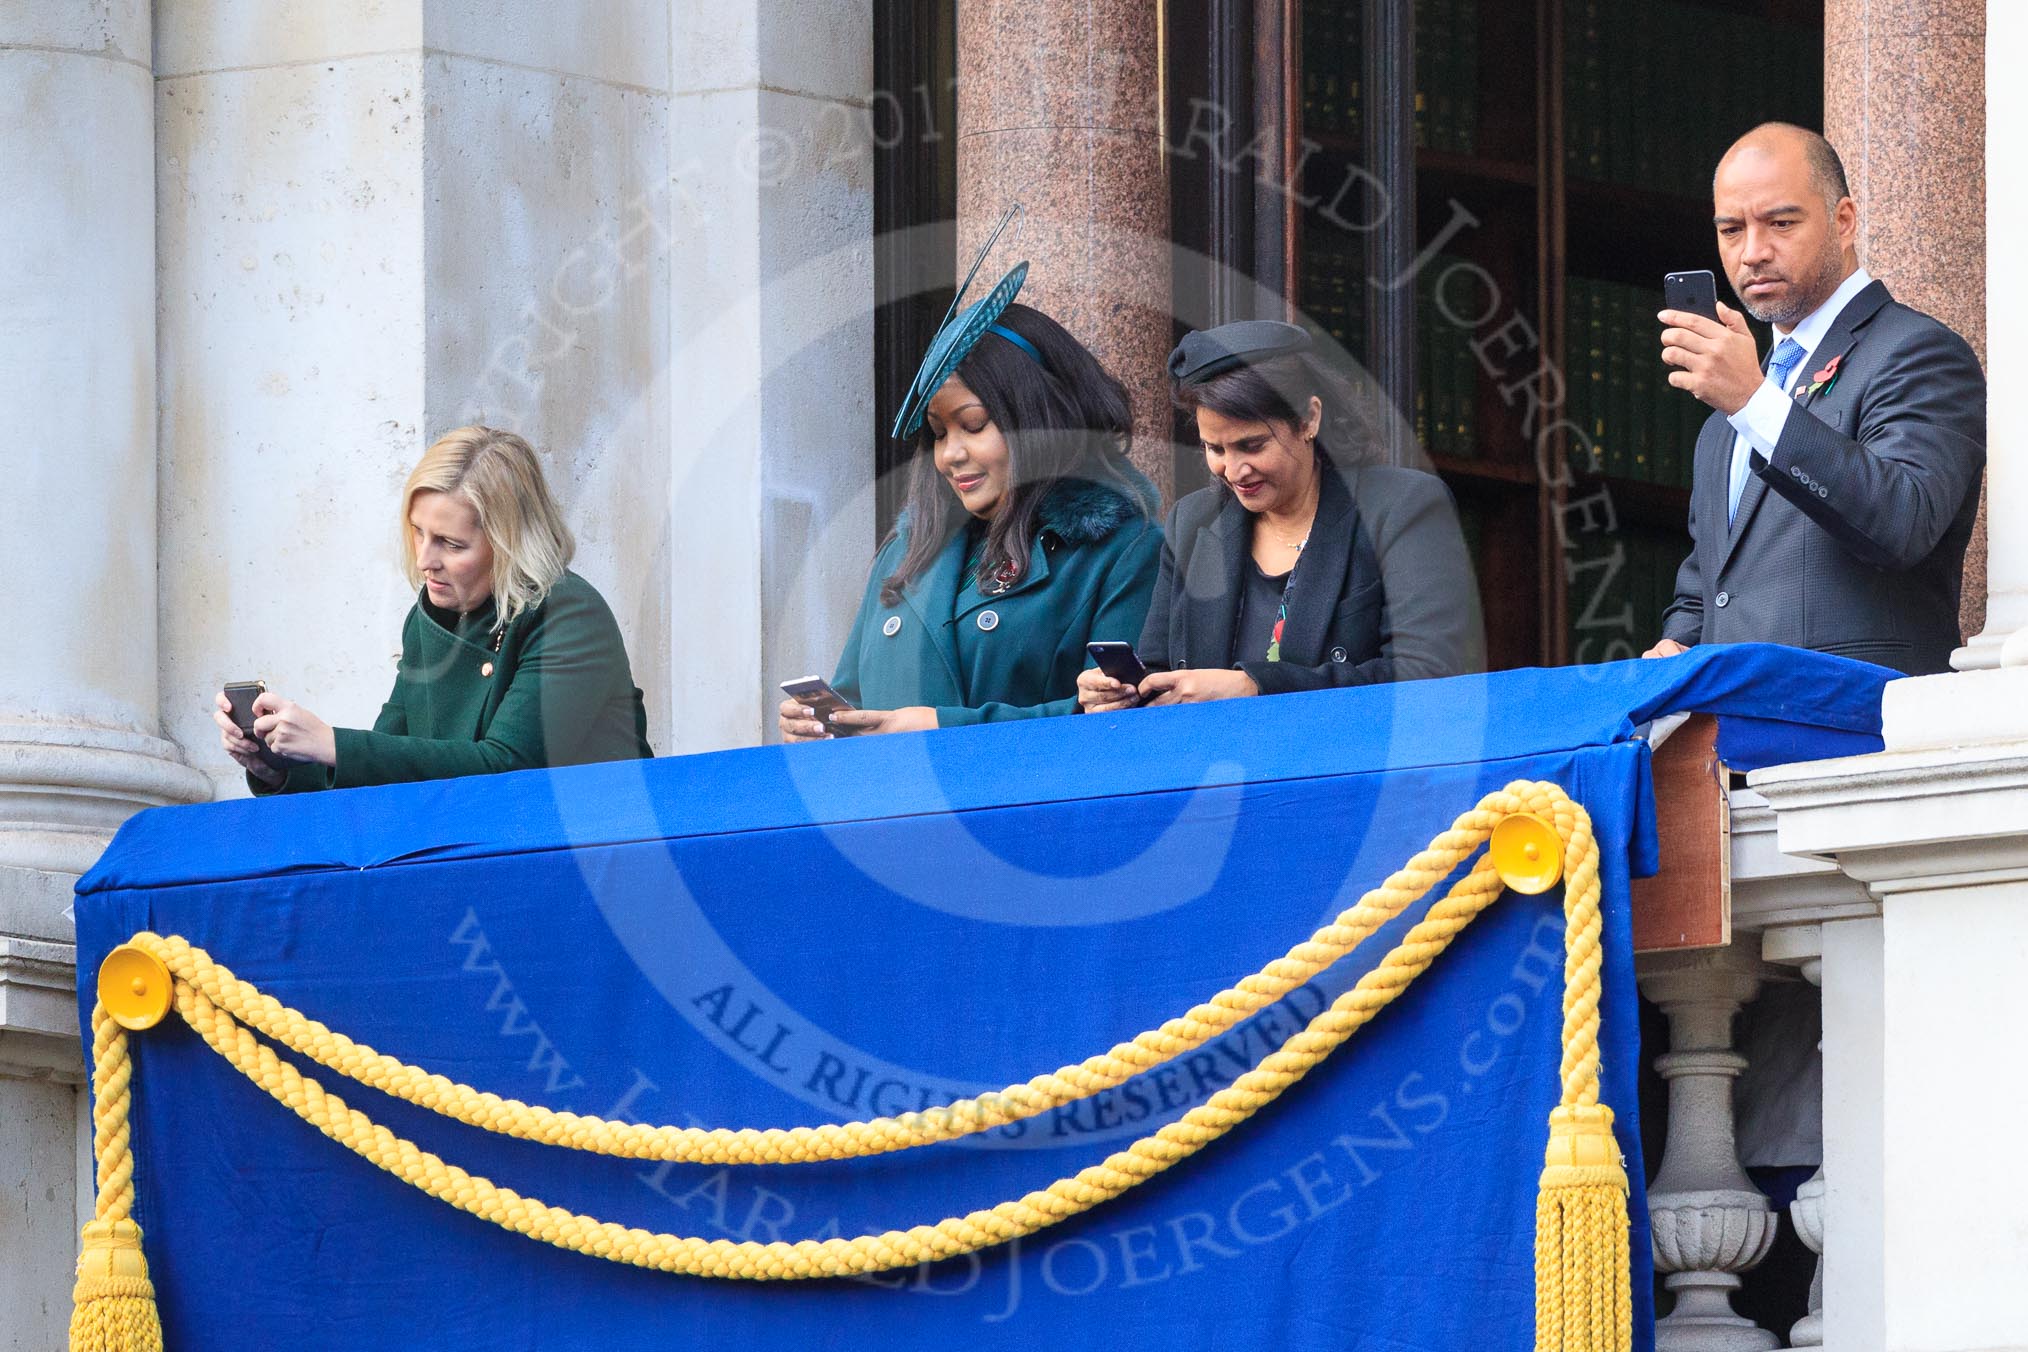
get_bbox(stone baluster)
[1637,944,1781,1352]
[1785,957,1826,1348]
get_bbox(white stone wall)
[154,0,874,782]
[154,11,431,801]
[666,3,875,752]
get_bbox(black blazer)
[1138,461,1483,694]
[1662,280,1986,675]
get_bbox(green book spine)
[1453,302,1478,458]
[1583,0,1606,181]
[1633,15,1657,188]
[1650,321,1680,490]
[1456,0,1478,155]
[1604,283,1630,480]
[1603,4,1625,183]
[1565,276,1591,474]
[1585,277,1608,477]
[1345,0,1363,144]
[1432,287,1456,460]
[1428,0,1454,153]
[1415,280,1434,453]
[1317,0,1342,136]
[1563,0,1582,178]
[1414,0,1430,149]
[1626,286,1654,483]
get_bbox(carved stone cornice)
[0,934,84,1082]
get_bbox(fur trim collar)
[1035,464,1161,543]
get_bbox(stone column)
[1969,0,2028,666]
[0,4,210,1347]
[1637,944,1782,1352]
[956,0,1174,498]
[1823,0,1997,662]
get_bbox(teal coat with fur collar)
[831,468,1162,726]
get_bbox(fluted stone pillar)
[1638,944,1782,1352]
[1823,0,1997,662]
[0,4,210,1345]
[956,0,1173,498]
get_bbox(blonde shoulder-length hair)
[399,426,575,628]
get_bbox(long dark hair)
[1170,348,1378,469]
[881,303,1137,606]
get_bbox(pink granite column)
[956,0,1174,499]
[1823,0,1988,648]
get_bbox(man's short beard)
[1737,236,1846,327]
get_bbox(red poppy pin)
[1795,353,1844,401]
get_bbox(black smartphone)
[1663,270,1721,324]
[780,676,863,736]
[222,680,294,771]
[1085,641,1151,686]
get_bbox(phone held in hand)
[223,679,295,771]
[1663,270,1721,324]
[1085,641,1151,686]
[779,676,863,736]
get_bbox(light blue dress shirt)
[1722,267,1875,514]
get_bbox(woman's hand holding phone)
[251,690,336,767]
[778,695,833,742]
[1076,666,1141,713]
[213,691,288,786]
[825,707,937,736]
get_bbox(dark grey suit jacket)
[1661,280,1986,675]
[1138,461,1484,692]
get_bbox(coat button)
[481,662,494,677]
[1715,591,1730,609]
[881,615,902,637]
[1816,485,1828,498]
[1791,465,1804,479]
[976,609,1000,632]
[1330,646,1348,663]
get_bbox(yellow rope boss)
[71,780,1631,1352]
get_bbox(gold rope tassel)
[1532,798,1632,1352]
[70,1005,163,1352]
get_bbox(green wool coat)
[264,570,651,793]
[831,468,1163,726]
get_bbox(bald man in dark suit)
[1645,123,1985,676]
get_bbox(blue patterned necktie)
[1729,337,1807,523]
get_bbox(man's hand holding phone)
[1659,300,1765,416]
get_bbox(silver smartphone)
[780,676,862,736]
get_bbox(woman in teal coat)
[779,290,1161,738]
[213,426,652,790]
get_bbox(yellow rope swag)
[72,779,1631,1352]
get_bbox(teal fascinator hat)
[890,205,1046,439]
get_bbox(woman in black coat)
[1078,321,1482,711]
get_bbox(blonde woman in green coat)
[778,298,1162,739]
[212,426,652,791]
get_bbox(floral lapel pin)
[1795,352,1845,403]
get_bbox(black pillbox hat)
[1167,320,1312,385]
